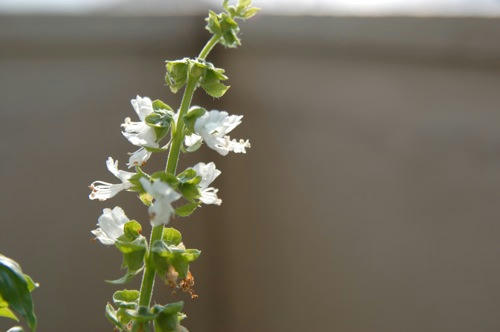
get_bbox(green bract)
[107,221,147,285]
[0,254,38,331]
[152,230,201,280]
[165,58,230,98]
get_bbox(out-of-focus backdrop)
[1,1,500,331]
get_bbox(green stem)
[136,35,220,309]
[198,35,219,60]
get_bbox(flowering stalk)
[138,44,215,308]
[88,1,259,331]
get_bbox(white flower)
[89,157,134,201]
[192,162,222,205]
[122,96,159,168]
[185,110,251,156]
[91,206,129,245]
[140,178,181,226]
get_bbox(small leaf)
[162,228,182,246]
[175,202,198,217]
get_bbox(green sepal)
[151,241,201,279]
[123,220,142,241]
[128,167,149,193]
[108,232,148,284]
[122,305,156,323]
[152,99,174,112]
[178,183,200,201]
[162,228,182,246]
[200,68,230,98]
[144,145,169,153]
[139,192,153,206]
[105,303,126,331]
[165,58,189,93]
[0,254,37,331]
[175,202,198,217]
[152,302,184,332]
[151,171,179,189]
[145,108,174,142]
[177,168,201,185]
[183,106,206,134]
[182,135,202,153]
[112,289,140,309]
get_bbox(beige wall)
[1,15,500,331]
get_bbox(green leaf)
[165,59,189,93]
[112,289,140,309]
[0,254,37,331]
[162,228,182,246]
[0,295,18,321]
[152,99,173,111]
[200,69,230,98]
[175,202,198,217]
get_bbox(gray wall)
[1,15,500,331]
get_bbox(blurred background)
[1,0,500,331]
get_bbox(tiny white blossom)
[89,157,134,201]
[91,206,129,245]
[185,110,251,156]
[122,96,159,168]
[193,162,222,205]
[140,178,181,226]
